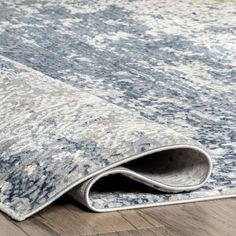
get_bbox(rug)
[0,0,235,221]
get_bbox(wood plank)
[119,210,163,229]
[0,213,28,236]
[37,197,136,235]
[15,215,60,236]
[140,199,236,236]
[95,227,177,236]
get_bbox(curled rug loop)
[69,147,212,212]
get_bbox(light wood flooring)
[1,196,236,236]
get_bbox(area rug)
[0,0,235,221]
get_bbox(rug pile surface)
[0,0,235,221]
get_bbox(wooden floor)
[1,196,236,236]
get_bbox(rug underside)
[0,0,235,221]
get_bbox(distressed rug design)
[0,0,235,221]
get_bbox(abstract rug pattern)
[0,0,235,221]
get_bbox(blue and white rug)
[0,0,235,221]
